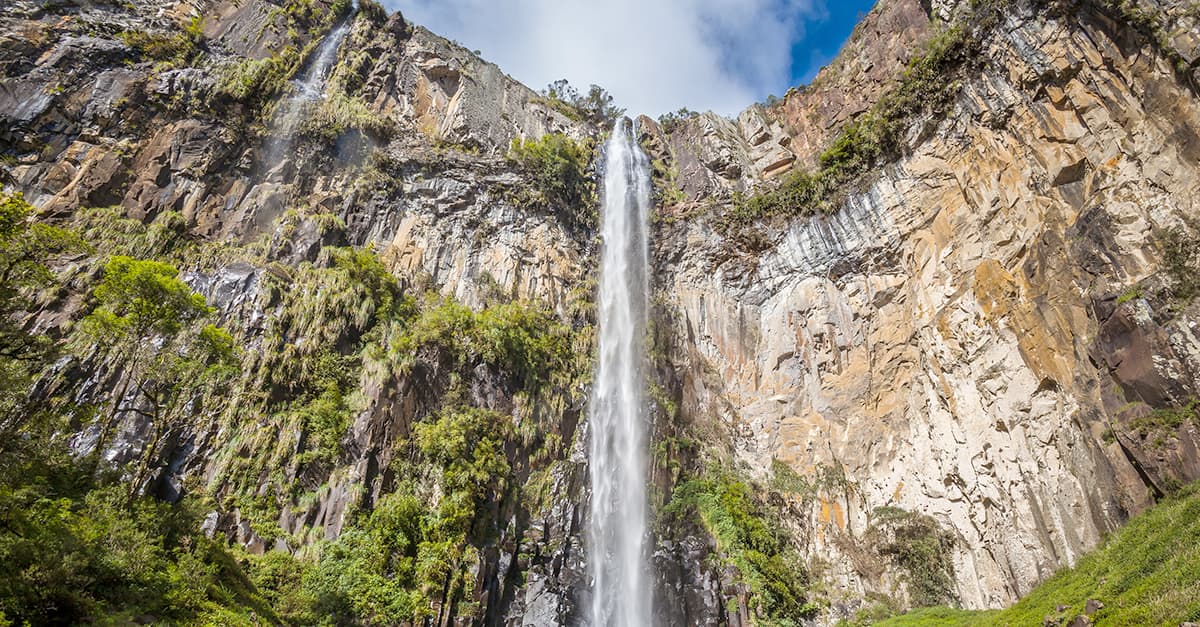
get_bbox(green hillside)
[873,482,1200,626]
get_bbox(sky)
[381,0,878,117]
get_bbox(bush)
[0,479,275,624]
[665,471,818,624]
[868,507,957,607]
[118,16,204,66]
[533,79,624,126]
[299,90,394,141]
[1160,226,1199,302]
[507,133,596,231]
[658,107,699,133]
[215,47,303,108]
[376,296,573,394]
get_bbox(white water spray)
[588,118,652,626]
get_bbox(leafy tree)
[539,79,625,125]
[79,256,238,494]
[0,189,84,457]
[0,189,83,361]
[658,107,700,133]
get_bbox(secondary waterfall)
[263,4,356,166]
[588,118,652,626]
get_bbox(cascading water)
[588,118,653,626]
[263,1,357,167]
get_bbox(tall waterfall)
[588,118,652,626]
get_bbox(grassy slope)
[874,482,1200,626]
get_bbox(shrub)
[507,133,596,230]
[215,47,303,108]
[657,107,699,133]
[1160,226,1199,302]
[118,17,204,66]
[665,471,818,624]
[1129,398,1199,440]
[533,79,624,126]
[299,90,394,141]
[868,507,957,607]
[375,296,573,394]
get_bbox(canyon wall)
[3,0,1200,621]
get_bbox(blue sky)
[383,0,879,116]
[791,1,877,87]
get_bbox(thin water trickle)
[263,3,356,169]
[588,118,653,627]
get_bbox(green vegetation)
[118,16,205,66]
[2,190,591,624]
[665,469,819,625]
[215,47,304,110]
[657,107,700,133]
[533,79,625,125]
[725,1,1003,231]
[0,479,277,625]
[368,295,575,394]
[1159,225,1199,303]
[1127,398,1199,448]
[0,189,83,372]
[0,192,267,626]
[873,481,1200,626]
[1115,285,1142,305]
[867,507,957,608]
[507,132,598,231]
[299,90,395,142]
[1088,0,1200,77]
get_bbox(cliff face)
[646,0,1200,612]
[2,0,1200,622]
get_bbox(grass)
[871,481,1200,626]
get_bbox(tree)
[0,189,84,455]
[79,256,238,494]
[539,79,625,126]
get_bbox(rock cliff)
[2,0,1199,623]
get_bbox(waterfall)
[263,2,356,168]
[588,118,652,626]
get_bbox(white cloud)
[381,0,821,117]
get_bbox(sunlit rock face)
[4,0,1200,620]
[649,0,1200,611]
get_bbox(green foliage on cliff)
[118,16,205,66]
[0,189,83,371]
[666,471,819,625]
[0,478,276,626]
[507,132,598,232]
[300,91,395,142]
[867,507,957,608]
[88,255,212,336]
[215,47,304,109]
[533,79,625,125]
[374,295,575,394]
[725,0,1003,230]
[1160,225,1200,303]
[217,407,516,625]
[0,202,266,625]
[657,107,700,134]
[872,481,1200,626]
